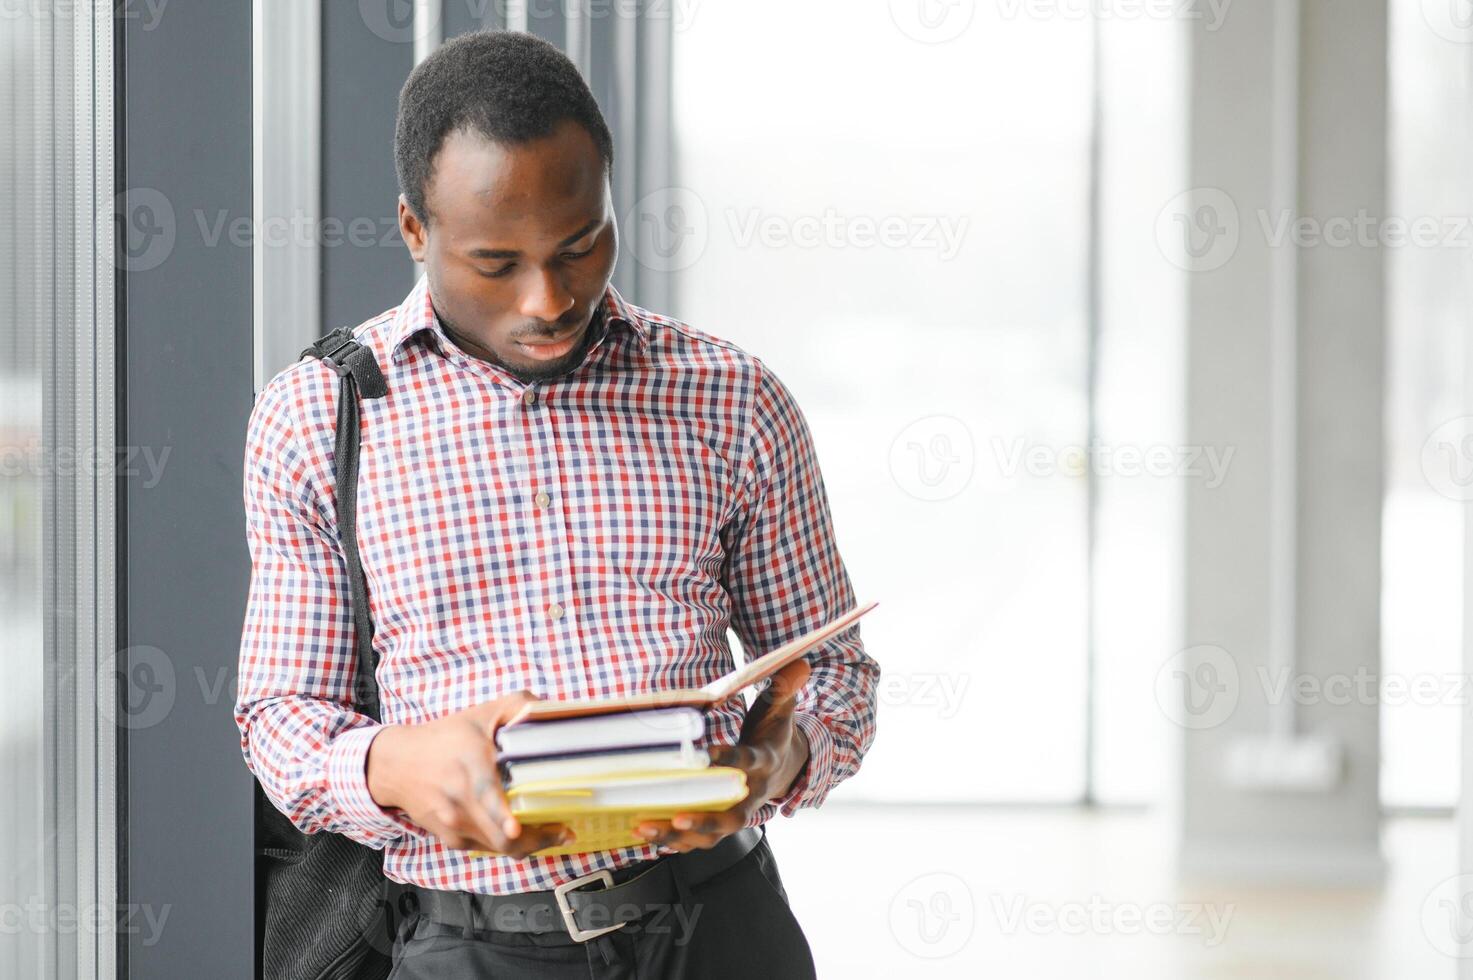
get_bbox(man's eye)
[478,264,515,279]
[561,246,595,260]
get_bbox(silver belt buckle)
[552,869,627,943]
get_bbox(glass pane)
[0,4,111,976]
[670,1,1092,800]
[1091,17,1187,804]
[1381,0,1468,810]
[0,10,54,977]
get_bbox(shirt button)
[522,389,537,407]
[535,491,551,509]
[548,602,565,620]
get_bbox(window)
[0,6,118,976]
[671,1,1102,801]
[1381,0,1469,810]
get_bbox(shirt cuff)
[326,724,427,848]
[765,711,838,818]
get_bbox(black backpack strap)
[302,326,389,721]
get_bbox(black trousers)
[386,838,817,979]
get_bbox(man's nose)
[517,268,576,324]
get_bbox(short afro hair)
[394,30,614,224]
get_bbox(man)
[236,29,878,977]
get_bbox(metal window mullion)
[91,1,117,975]
[45,7,80,980]
[23,9,73,980]
[70,5,97,978]
[1081,6,1102,807]
[414,0,444,64]
[66,3,116,978]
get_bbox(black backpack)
[253,327,410,980]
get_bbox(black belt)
[407,827,762,944]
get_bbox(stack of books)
[496,706,747,854]
[492,600,878,855]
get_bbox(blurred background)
[2,0,1471,977]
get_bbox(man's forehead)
[428,123,605,218]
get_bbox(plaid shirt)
[235,275,879,895]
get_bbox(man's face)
[398,119,617,382]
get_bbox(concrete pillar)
[1175,0,1386,883]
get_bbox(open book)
[507,600,879,724]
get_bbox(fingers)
[434,781,572,858]
[457,823,574,860]
[436,725,575,859]
[634,810,745,852]
[763,657,812,704]
[468,722,578,858]
[744,659,811,729]
[455,692,547,851]
[708,742,762,772]
[474,689,543,740]
[466,750,521,850]
[478,727,520,834]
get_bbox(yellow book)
[505,768,749,856]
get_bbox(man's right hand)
[365,691,571,859]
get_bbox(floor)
[766,806,1458,979]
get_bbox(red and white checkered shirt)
[235,275,879,895]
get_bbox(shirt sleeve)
[720,362,881,820]
[234,372,427,849]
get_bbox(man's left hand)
[634,658,812,852]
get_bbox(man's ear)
[398,195,428,262]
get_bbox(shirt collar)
[388,275,650,363]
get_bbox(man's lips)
[513,323,583,361]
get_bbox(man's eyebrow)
[466,218,602,259]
